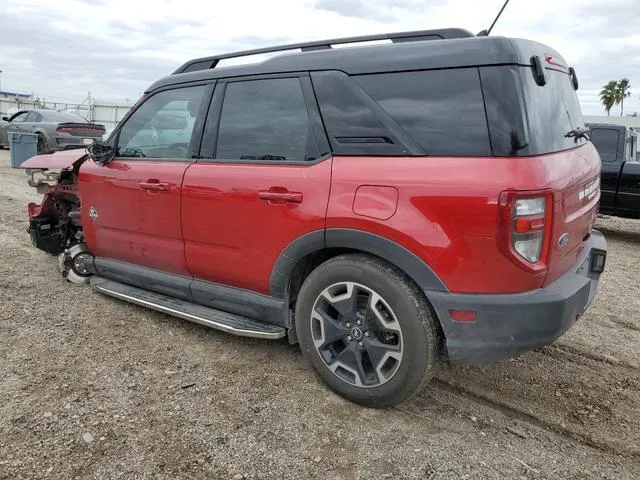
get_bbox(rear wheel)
[36,134,49,154]
[295,254,440,408]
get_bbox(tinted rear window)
[519,67,587,155]
[354,69,491,156]
[216,78,318,161]
[589,128,619,163]
[311,71,415,156]
[480,66,588,156]
[41,110,87,123]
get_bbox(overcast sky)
[1,0,639,115]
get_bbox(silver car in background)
[0,109,105,153]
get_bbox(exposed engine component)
[26,167,83,256]
[58,243,94,284]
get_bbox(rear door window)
[25,111,42,122]
[354,69,491,156]
[215,77,319,162]
[590,128,619,163]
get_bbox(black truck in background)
[586,123,640,219]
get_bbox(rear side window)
[354,69,491,156]
[310,71,415,156]
[215,78,319,161]
[479,66,528,156]
[25,111,42,122]
[590,129,619,163]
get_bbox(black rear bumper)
[428,230,607,363]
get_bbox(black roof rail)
[172,28,474,74]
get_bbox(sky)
[1,0,639,115]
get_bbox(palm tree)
[600,81,618,116]
[615,78,631,116]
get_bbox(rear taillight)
[56,126,104,136]
[56,127,73,136]
[497,191,553,272]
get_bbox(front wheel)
[295,254,441,408]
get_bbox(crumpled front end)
[23,149,93,283]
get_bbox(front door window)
[116,85,206,160]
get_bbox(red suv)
[22,28,607,407]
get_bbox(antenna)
[477,0,511,36]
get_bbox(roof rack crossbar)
[173,28,473,74]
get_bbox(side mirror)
[86,142,115,166]
[1,116,9,121]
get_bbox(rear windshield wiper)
[565,127,590,143]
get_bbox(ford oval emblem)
[558,233,570,247]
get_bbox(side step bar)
[90,277,286,340]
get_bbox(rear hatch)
[512,50,600,285]
[544,145,600,285]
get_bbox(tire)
[295,254,440,408]
[36,134,48,154]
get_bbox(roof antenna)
[477,0,511,36]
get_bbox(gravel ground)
[0,149,638,479]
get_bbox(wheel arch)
[270,228,448,303]
[33,130,50,151]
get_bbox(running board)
[90,277,286,340]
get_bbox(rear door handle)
[258,190,303,203]
[139,181,170,192]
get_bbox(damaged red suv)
[21,28,607,407]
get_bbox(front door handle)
[258,190,303,203]
[139,181,170,192]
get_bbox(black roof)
[146,30,564,93]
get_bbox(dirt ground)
[0,149,638,479]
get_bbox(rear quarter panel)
[328,146,599,294]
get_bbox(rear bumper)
[428,230,607,364]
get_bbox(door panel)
[600,161,620,212]
[6,111,29,135]
[182,75,332,296]
[80,159,191,275]
[79,83,210,276]
[617,162,640,214]
[182,160,331,294]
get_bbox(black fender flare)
[269,228,447,299]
